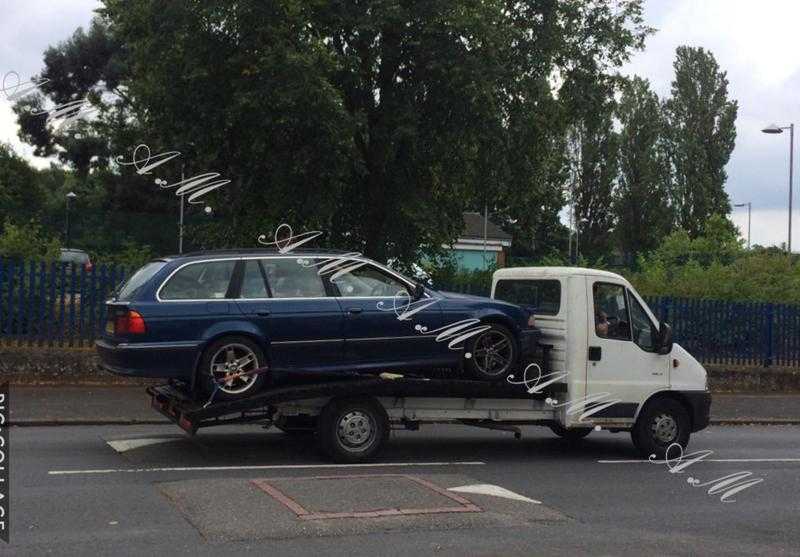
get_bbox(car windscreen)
[494,279,561,315]
[116,261,167,301]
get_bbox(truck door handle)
[588,346,602,361]
[347,307,363,315]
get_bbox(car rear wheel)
[463,323,518,381]
[198,336,268,401]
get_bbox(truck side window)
[627,291,656,351]
[593,283,631,341]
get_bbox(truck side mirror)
[657,322,673,355]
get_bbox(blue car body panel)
[96,250,537,383]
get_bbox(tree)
[0,144,45,224]
[663,46,737,237]
[613,77,673,263]
[563,73,619,261]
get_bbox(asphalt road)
[5,422,800,556]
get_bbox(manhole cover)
[252,474,482,520]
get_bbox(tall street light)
[65,191,77,247]
[733,202,751,249]
[761,123,794,253]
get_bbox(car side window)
[262,257,327,298]
[160,260,236,300]
[628,290,656,351]
[593,282,631,341]
[240,260,269,299]
[330,262,409,298]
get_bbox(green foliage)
[663,46,738,237]
[0,144,45,224]
[0,220,61,261]
[92,240,154,269]
[613,77,674,261]
[629,216,800,303]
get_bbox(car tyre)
[197,335,268,402]
[631,398,690,459]
[463,323,518,381]
[317,397,389,463]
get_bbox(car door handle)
[256,310,271,317]
[346,307,363,315]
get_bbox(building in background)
[445,212,512,271]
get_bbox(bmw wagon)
[96,250,539,400]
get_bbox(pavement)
[6,423,800,555]
[7,385,800,425]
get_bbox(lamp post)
[761,123,794,253]
[733,202,752,249]
[65,191,77,247]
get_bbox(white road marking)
[598,458,800,464]
[448,484,541,504]
[106,438,181,453]
[48,461,486,476]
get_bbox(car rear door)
[236,256,344,371]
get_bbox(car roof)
[493,266,627,282]
[159,248,363,262]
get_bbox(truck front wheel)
[317,397,389,463]
[631,398,690,459]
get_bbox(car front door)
[585,279,669,421]
[237,257,345,371]
[328,260,443,368]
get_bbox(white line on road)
[106,438,181,453]
[599,458,800,464]
[448,484,541,504]
[48,461,486,476]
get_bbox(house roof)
[460,212,512,241]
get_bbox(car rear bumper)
[95,339,199,379]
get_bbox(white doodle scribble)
[2,71,97,132]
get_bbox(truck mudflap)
[147,372,568,435]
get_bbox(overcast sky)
[2,0,800,250]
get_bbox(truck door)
[585,280,669,420]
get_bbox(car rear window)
[160,260,237,300]
[494,279,561,315]
[117,261,167,301]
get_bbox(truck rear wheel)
[631,398,690,459]
[550,423,593,441]
[317,397,389,463]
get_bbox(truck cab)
[492,267,711,456]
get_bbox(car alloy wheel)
[472,328,514,377]
[209,343,260,394]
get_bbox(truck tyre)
[550,423,593,441]
[464,323,518,381]
[317,397,389,463]
[197,336,268,402]
[631,398,690,459]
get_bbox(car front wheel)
[198,336,268,402]
[463,323,518,381]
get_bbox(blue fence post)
[763,303,774,367]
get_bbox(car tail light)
[115,310,146,335]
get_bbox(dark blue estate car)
[96,250,539,400]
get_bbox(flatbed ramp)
[148,373,566,436]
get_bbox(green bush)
[0,220,60,261]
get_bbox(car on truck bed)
[96,249,539,400]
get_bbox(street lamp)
[65,191,77,247]
[733,202,752,249]
[761,123,794,253]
